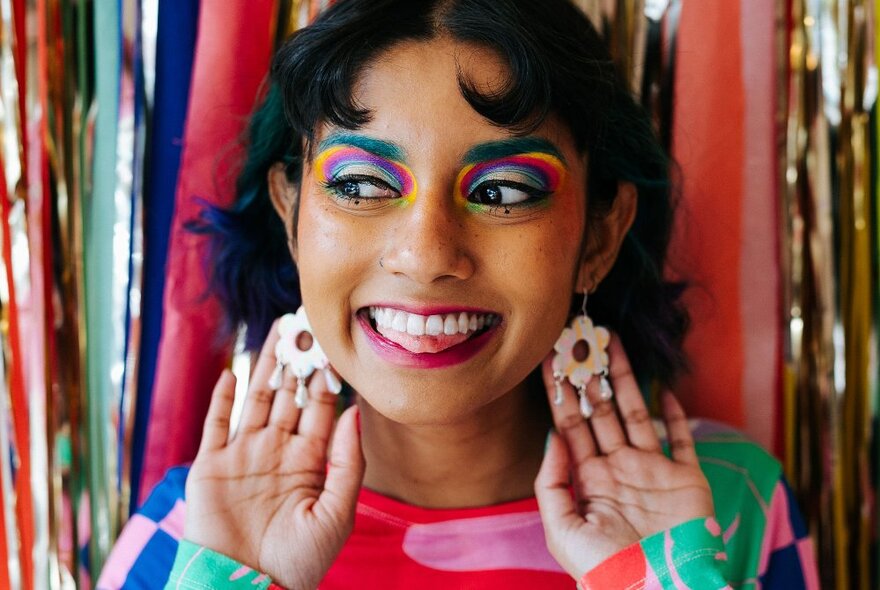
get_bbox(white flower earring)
[551,289,613,418]
[269,306,342,408]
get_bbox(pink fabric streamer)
[140,0,278,499]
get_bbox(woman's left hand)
[534,335,715,579]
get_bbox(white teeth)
[371,307,497,337]
[392,311,408,332]
[406,314,426,336]
[444,315,459,335]
[426,315,444,336]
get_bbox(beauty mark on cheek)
[314,145,418,204]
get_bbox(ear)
[268,162,299,260]
[576,181,638,291]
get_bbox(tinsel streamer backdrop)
[779,0,878,587]
[0,0,874,588]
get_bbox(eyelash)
[322,174,402,204]
[466,179,552,214]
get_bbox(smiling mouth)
[360,306,501,355]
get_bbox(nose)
[379,193,475,284]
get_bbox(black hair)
[194,0,689,386]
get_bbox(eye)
[468,181,546,206]
[329,175,401,201]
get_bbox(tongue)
[376,323,473,353]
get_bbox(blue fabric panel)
[138,466,190,522]
[760,544,807,590]
[131,0,201,510]
[121,529,179,589]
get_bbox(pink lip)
[356,313,499,369]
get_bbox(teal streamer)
[85,0,121,577]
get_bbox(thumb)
[317,405,365,523]
[535,431,580,536]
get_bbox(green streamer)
[85,0,120,578]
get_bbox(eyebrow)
[317,133,406,162]
[462,137,566,165]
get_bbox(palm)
[535,336,714,578]
[576,446,712,537]
[184,325,363,590]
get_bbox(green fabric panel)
[669,519,728,590]
[696,435,783,587]
[640,519,727,589]
[166,541,276,590]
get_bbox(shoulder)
[96,466,191,590]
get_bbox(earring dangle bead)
[271,306,337,408]
[551,291,613,419]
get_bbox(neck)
[357,377,551,509]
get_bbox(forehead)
[314,38,576,164]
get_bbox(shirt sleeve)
[580,517,732,590]
[164,540,285,590]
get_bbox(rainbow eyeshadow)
[455,151,567,212]
[314,136,417,204]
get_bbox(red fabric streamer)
[669,2,747,430]
[670,1,781,452]
[12,0,27,167]
[140,0,279,499]
[0,157,35,589]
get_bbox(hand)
[184,321,365,590]
[534,335,714,579]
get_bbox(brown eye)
[341,181,361,197]
[475,185,504,205]
[329,176,400,201]
[468,182,541,206]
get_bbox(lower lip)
[357,313,499,369]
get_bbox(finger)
[238,319,283,431]
[542,356,597,465]
[585,378,628,455]
[315,405,365,523]
[606,336,661,452]
[266,367,303,432]
[199,370,237,452]
[535,431,581,531]
[662,391,699,465]
[296,368,340,443]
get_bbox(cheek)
[482,197,585,370]
[294,188,372,342]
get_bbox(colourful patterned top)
[97,421,819,589]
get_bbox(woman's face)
[284,39,597,425]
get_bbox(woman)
[99,0,818,588]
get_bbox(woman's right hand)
[183,321,365,590]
